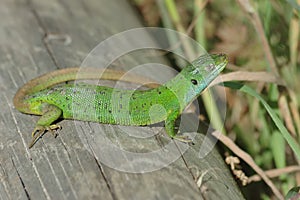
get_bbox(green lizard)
[13,53,228,148]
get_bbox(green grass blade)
[224,82,300,160]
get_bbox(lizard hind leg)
[29,104,62,148]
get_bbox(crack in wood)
[91,149,117,200]
[26,0,59,68]
[11,157,31,200]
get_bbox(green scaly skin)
[13,54,228,148]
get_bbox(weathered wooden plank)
[0,0,245,199]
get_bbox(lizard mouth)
[212,53,228,72]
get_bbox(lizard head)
[164,53,228,111]
[183,53,228,93]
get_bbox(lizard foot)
[29,124,62,148]
[173,135,194,144]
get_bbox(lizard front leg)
[29,104,62,148]
[165,112,192,143]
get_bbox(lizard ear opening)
[191,79,198,85]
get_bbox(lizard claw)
[29,127,46,149]
[48,124,61,137]
[31,126,45,138]
[173,135,194,144]
[29,124,61,148]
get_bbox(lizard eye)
[191,79,198,85]
[205,63,215,72]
